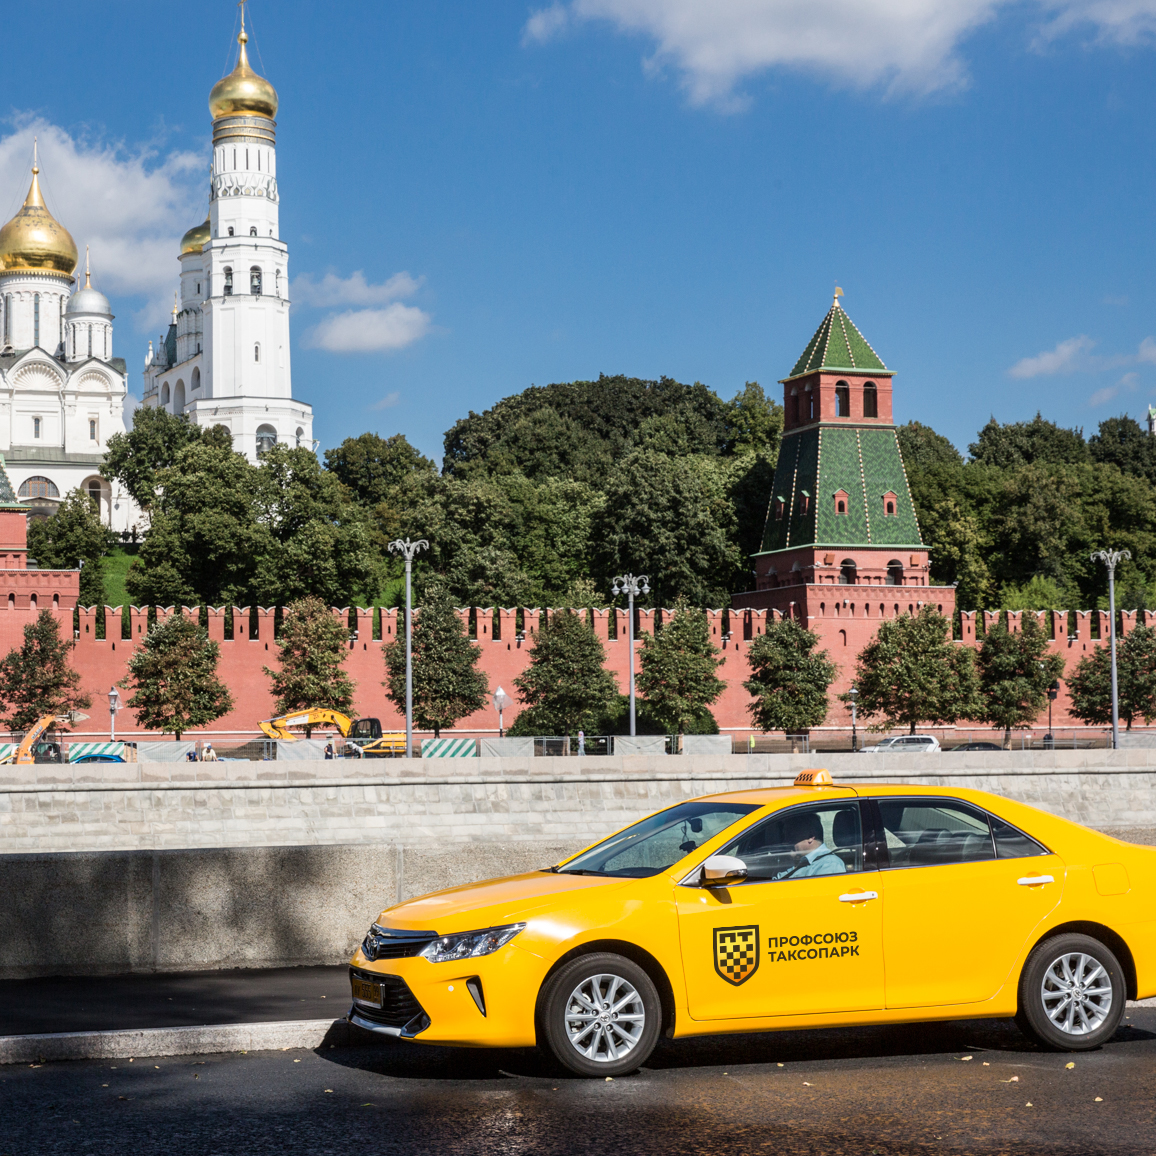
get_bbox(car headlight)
[418,923,526,963]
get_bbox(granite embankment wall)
[3,752,1156,979]
[3,602,1150,740]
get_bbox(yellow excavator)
[258,709,407,757]
[0,710,89,765]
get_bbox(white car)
[861,734,941,753]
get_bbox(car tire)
[1016,933,1126,1051]
[538,952,662,1077]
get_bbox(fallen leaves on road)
[1095,1097,1103,1102]
[324,1089,333,1094]
[960,1055,973,1061]
[1066,1062,1075,1069]
[1026,1102,1033,1107]
[1001,1076,1020,1083]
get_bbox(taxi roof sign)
[794,768,833,787]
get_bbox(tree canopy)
[0,610,91,731]
[975,615,1065,744]
[851,607,980,734]
[743,617,837,734]
[27,489,114,606]
[264,596,356,729]
[1066,624,1156,731]
[636,600,725,733]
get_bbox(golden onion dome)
[180,216,210,256]
[0,162,78,277]
[209,29,278,121]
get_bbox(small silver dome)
[66,284,112,317]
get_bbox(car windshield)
[555,801,759,878]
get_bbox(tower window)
[773,497,785,521]
[3,294,9,343]
[798,491,810,517]
[887,560,904,586]
[840,559,858,586]
[224,267,233,296]
[87,324,93,358]
[87,480,102,508]
[196,282,201,295]
[254,342,261,363]
[834,489,850,516]
[33,294,39,347]
[250,267,262,295]
[227,226,235,237]
[863,381,878,418]
[275,269,281,296]
[256,424,277,456]
[805,383,815,422]
[233,148,236,169]
[250,226,257,237]
[882,490,899,516]
[835,381,850,417]
[32,417,41,439]
[89,419,97,441]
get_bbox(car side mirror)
[700,854,747,888]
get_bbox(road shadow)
[316,1011,1156,1082]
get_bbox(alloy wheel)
[1041,952,1113,1035]
[563,972,646,1062]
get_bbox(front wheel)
[539,953,662,1077]
[1016,933,1126,1050]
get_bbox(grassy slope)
[102,547,138,607]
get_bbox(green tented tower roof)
[785,299,890,381]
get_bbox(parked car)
[70,754,125,763]
[947,742,1004,752]
[861,735,941,753]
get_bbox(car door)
[871,797,1064,1009]
[676,800,885,1020]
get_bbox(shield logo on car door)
[714,925,760,985]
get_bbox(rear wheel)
[539,953,661,1077]
[1016,933,1125,1050]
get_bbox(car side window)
[718,803,865,882]
[990,816,1049,859]
[877,799,995,867]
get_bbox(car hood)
[375,870,629,934]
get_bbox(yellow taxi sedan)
[347,770,1156,1076]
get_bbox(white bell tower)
[143,7,313,461]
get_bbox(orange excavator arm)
[2,710,88,765]
[258,708,354,742]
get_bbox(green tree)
[263,596,356,734]
[1088,416,1156,487]
[976,615,1065,745]
[1067,624,1156,731]
[744,617,837,734]
[0,610,92,731]
[383,583,488,737]
[722,382,783,459]
[510,609,619,735]
[852,606,981,734]
[119,614,234,740]
[26,488,114,606]
[591,449,740,606]
[636,599,725,733]
[997,576,1070,610]
[323,432,437,506]
[909,497,993,610]
[897,421,965,471]
[969,414,1088,468]
[103,408,222,510]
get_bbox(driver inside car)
[773,812,847,880]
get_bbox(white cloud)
[0,118,202,327]
[1009,335,1096,378]
[371,391,402,411]
[1137,336,1156,363]
[524,1,1156,106]
[1088,371,1139,406]
[291,269,422,308]
[305,304,432,354]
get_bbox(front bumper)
[347,943,546,1048]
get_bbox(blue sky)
[5,0,1156,462]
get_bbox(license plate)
[351,978,383,1008]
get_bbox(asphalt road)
[3,1009,1155,1156]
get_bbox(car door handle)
[1017,875,1054,886]
[838,891,879,903]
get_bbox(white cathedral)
[0,13,313,536]
[143,17,313,460]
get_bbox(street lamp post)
[108,686,120,742]
[849,685,858,753]
[611,573,649,737]
[1091,549,1130,750]
[388,537,429,758]
[1046,679,1059,750]
[493,686,511,738]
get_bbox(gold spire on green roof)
[785,295,891,381]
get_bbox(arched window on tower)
[33,294,40,347]
[886,559,904,586]
[227,226,234,237]
[275,270,281,297]
[254,343,261,363]
[295,426,304,447]
[250,226,257,236]
[256,424,277,456]
[790,387,799,426]
[250,267,262,296]
[863,381,878,418]
[87,324,92,358]
[2,294,9,344]
[805,384,815,422]
[833,488,849,516]
[223,268,233,296]
[835,381,850,417]
[87,480,102,511]
[161,382,170,406]
[839,559,858,585]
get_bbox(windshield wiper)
[555,868,611,876]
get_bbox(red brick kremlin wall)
[0,584,1143,739]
